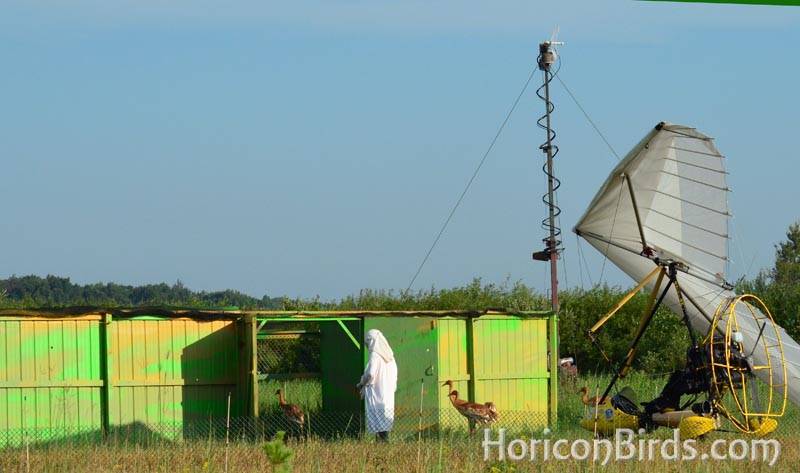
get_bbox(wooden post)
[242,314,259,418]
[466,317,477,433]
[99,312,113,438]
[548,311,559,428]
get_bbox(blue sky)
[1,1,799,301]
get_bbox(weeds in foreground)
[262,431,294,473]
[2,433,797,472]
[3,373,799,472]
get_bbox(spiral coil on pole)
[532,40,563,312]
[532,42,562,262]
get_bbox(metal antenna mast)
[532,37,563,313]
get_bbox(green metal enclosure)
[0,308,556,445]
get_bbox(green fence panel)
[0,316,104,446]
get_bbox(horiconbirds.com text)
[482,428,781,466]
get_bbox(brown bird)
[441,380,460,408]
[485,401,498,424]
[441,380,496,430]
[579,386,610,406]
[276,389,305,428]
[448,391,496,428]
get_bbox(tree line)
[0,275,283,309]
[2,221,798,375]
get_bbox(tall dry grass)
[3,372,799,472]
[2,433,798,472]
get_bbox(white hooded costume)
[357,329,398,434]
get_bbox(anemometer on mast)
[532,31,564,313]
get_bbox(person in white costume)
[356,329,398,441]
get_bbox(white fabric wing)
[574,122,800,407]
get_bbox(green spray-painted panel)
[1,313,248,445]
[437,318,469,381]
[363,316,438,438]
[436,317,471,429]
[473,316,550,428]
[434,314,553,430]
[0,317,104,446]
[320,319,362,415]
[108,318,240,439]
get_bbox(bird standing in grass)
[441,380,497,431]
[579,386,610,406]
[276,389,305,430]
